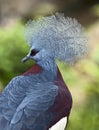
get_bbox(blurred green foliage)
[0,22,34,87]
[0,20,99,130]
[67,93,99,130]
[60,59,99,130]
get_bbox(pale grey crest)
[24,13,88,64]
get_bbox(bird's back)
[23,65,72,129]
[0,64,72,130]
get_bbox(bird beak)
[21,55,30,63]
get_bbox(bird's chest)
[49,80,72,128]
[53,82,71,113]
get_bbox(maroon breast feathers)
[49,67,72,127]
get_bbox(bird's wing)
[0,75,28,129]
[9,82,58,130]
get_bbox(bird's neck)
[37,58,58,78]
[23,58,58,80]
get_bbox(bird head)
[22,13,88,65]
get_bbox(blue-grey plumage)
[0,70,59,130]
[0,13,88,130]
[0,63,58,130]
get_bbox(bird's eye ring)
[30,49,39,56]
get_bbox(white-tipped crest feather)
[24,13,88,63]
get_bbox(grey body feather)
[0,71,58,130]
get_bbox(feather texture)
[0,72,58,130]
[24,13,88,63]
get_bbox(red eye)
[30,49,39,56]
